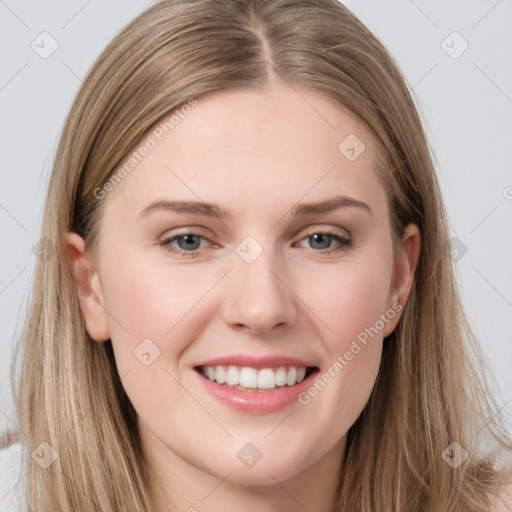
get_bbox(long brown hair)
[6,0,511,510]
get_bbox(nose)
[221,248,298,336]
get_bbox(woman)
[2,0,511,510]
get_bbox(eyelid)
[299,224,351,239]
[159,226,211,240]
[159,224,351,244]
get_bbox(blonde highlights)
[7,0,511,510]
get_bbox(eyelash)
[158,229,352,258]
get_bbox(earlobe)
[383,223,421,337]
[63,231,110,342]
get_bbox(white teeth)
[226,366,240,386]
[257,368,275,389]
[286,367,297,386]
[216,366,227,384]
[275,367,287,386]
[199,365,311,389]
[239,367,258,388]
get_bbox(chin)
[199,448,312,487]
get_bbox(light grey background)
[1,0,511,436]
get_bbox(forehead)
[102,84,387,224]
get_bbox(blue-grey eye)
[308,233,334,250]
[175,234,202,251]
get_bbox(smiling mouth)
[195,365,319,392]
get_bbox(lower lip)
[194,369,318,414]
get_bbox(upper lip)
[194,354,318,370]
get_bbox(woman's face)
[66,83,419,491]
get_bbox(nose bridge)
[222,234,298,334]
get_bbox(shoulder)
[0,441,26,512]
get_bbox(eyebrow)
[137,195,372,220]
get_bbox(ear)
[383,223,421,337]
[63,231,110,342]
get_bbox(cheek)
[98,253,211,426]
[297,254,391,419]
[99,250,212,371]
[103,246,212,321]
[310,256,392,348]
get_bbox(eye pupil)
[177,234,201,250]
[309,233,331,250]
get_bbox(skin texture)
[65,82,420,512]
